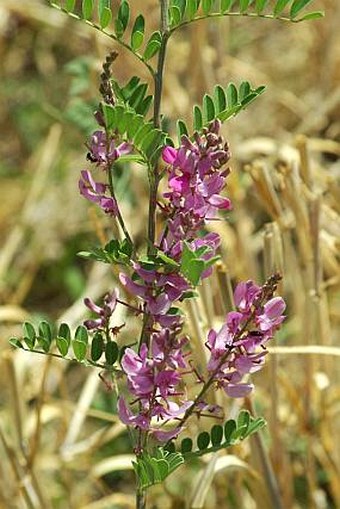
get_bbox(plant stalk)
[147,0,170,251]
[136,487,146,509]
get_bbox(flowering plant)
[9,1,322,507]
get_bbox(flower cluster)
[206,276,286,397]
[119,262,190,328]
[79,110,286,447]
[79,130,131,215]
[79,170,118,216]
[87,130,131,167]
[84,290,119,330]
[160,119,231,259]
[118,329,191,441]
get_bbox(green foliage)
[9,320,122,369]
[49,1,163,74]
[166,411,266,458]
[78,237,133,265]
[180,242,220,286]
[178,81,265,140]
[132,448,184,490]
[111,76,153,117]
[101,103,167,164]
[168,0,323,28]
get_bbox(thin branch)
[169,11,302,36]
[50,3,156,78]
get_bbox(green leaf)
[229,410,250,440]
[9,338,24,349]
[172,0,187,17]
[227,83,238,107]
[214,85,227,113]
[211,424,224,446]
[220,0,235,12]
[65,0,76,12]
[58,323,71,341]
[23,322,36,349]
[180,243,206,286]
[115,18,124,38]
[138,95,153,116]
[203,94,215,122]
[131,30,144,50]
[75,325,88,344]
[24,322,36,341]
[117,0,130,32]
[120,76,140,99]
[100,6,112,28]
[133,450,184,489]
[297,10,324,20]
[131,15,145,50]
[187,0,200,19]
[73,340,87,361]
[105,341,119,365]
[193,105,203,130]
[167,451,185,473]
[169,5,182,26]
[239,81,251,100]
[47,322,63,351]
[82,0,94,20]
[197,431,210,450]
[128,83,148,110]
[181,437,193,453]
[56,337,69,357]
[98,0,110,18]
[90,333,104,362]
[255,0,268,13]
[290,0,313,18]
[273,0,290,16]
[239,0,251,13]
[165,442,176,453]
[143,32,162,61]
[101,103,166,163]
[39,321,52,344]
[154,249,180,269]
[244,416,266,438]
[177,119,189,140]
[224,419,237,443]
[202,0,213,15]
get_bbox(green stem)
[50,3,155,78]
[147,0,170,253]
[169,12,298,36]
[16,346,121,372]
[136,487,146,509]
[135,3,170,506]
[108,166,134,248]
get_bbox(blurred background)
[0,0,339,508]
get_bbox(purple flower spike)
[205,277,286,398]
[159,120,232,257]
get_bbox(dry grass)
[0,0,339,508]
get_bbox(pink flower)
[159,120,232,255]
[162,146,178,165]
[79,170,118,216]
[84,290,118,330]
[88,130,131,166]
[234,280,261,313]
[256,297,286,332]
[205,278,286,398]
